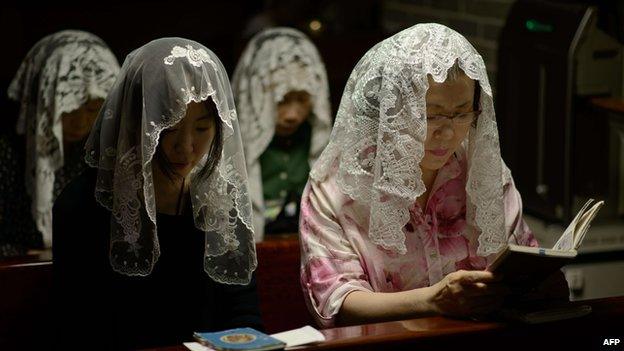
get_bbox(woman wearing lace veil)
[232,27,332,240]
[53,38,261,349]
[1,30,119,257]
[300,23,567,327]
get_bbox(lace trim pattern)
[7,30,120,246]
[310,23,506,258]
[85,38,256,283]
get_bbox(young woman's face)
[158,101,217,178]
[421,74,476,172]
[61,98,103,143]
[275,90,311,137]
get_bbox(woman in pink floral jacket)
[299,24,564,328]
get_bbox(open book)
[487,198,604,288]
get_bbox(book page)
[552,199,594,251]
[573,200,604,249]
[184,342,215,351]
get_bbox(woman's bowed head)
[232,27,332,240]
[82,37,256,282]
[154,100,223,215]
[4,30,120,250]
[53,37,262,349]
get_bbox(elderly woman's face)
[61,98,103,143]
[275,90,311,137]
[158,101,217,178]
[421,73,476,172]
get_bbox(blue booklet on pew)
[194,328,286,351]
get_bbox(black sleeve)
[52,169,113,350]
[0,135,20,256]
[213,273,264,332]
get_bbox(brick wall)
[382,0,517,92]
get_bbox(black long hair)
[472,81,482,128]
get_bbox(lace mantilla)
[231,27,332,239]
[311,24,508,263]
[85,38,256,284]
[7,30,120,247]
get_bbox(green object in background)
[525,19,554,33]
[260,122,311,205]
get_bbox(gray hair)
[446,61,465,81]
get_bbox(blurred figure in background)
[0,30,119,257]
[232,27,332,240]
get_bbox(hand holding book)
[426,270,510,318]
[482,199,604,323]
[487,198,604,289]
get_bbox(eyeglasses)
[426,110,482,127]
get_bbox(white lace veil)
[232,27,332,240]
[7,30,120,247]
[85,38,257,284]
[311,23,510,259]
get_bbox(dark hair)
[446,62,482,128]
[155,98,223,182]
[471,81,481,128]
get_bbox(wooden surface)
[142,296,624,351]
[0,259,53,350]
[591,97,624,114]
[4,245,623,351]
[255,234,315,333]
[0,249,52,267]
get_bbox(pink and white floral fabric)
[299,149,537,327]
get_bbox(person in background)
[232,27,332,240]
[1,30,119,257]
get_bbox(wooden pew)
[255,235,315,333]
[144,296,624,351]
[0,236,313,349]
[0,258,53,350]
[6,247,624,351]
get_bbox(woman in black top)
[53,38,261,350]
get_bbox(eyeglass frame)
[425,110,482,127]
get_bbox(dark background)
[0,0,385,134]
[2,0,621,134]
[2,1,623,218]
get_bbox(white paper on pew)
[183,341,215,351]
[271,325,325,347]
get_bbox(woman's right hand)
[425,270,510,318]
